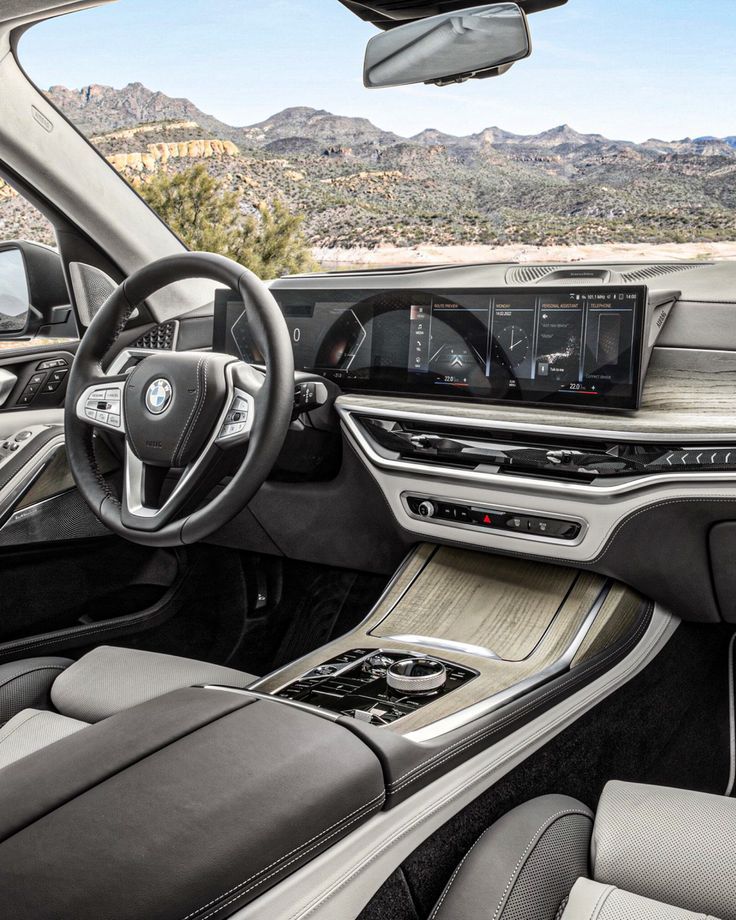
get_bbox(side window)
[0,177,75,346]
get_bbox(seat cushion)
[0,708,88,770]
[0,657,72,725]
[592,782,736,920]
[50,646,256,722]
[562,878,723,920]
[431,794,594,920]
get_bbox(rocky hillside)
[5,82,736,250]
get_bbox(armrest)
[0,688,385,920]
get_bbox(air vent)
[505,265,567,284]
[133,320,178,351]
[619,263,707,282]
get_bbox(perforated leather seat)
[431,781,736,920]
[0,646,256,771]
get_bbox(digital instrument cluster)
[214,286,647,410]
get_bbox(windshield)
[16,0,736,273]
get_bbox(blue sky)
[19,0,736,142]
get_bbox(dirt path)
[314,241,736,269]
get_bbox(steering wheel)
[64,252,294,547]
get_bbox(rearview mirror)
[363,2,531,89]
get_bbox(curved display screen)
[214,286,647,410]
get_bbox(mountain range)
[14,82,736,249]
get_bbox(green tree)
[135,164,317,278]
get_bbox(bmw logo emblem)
[145,378,172,415]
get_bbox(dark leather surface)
[64,252,295,547]
[124,352,232,467]
[709,522,736,623]
[0,687,252,842]
[0,692,385,920]
[341,599,652,806]
[432,795,592,920]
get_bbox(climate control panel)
[404,494,583,541]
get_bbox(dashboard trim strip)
[338,403,736,499]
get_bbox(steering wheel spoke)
[214,363,260,448]
[122,443,208,529]
[75,375,127,435]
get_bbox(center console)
[254,544,649,744]
[274,647,478,726]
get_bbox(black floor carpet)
[360,622,734,920]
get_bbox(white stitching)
[173,356,206,465]
[177,358,208,465]
[180,791,385,920]
[388,611,650,793]
[429,827,491,920]
[0,710,42,744]
[590,883,614,920]
[489,810,591,920]
[196,801,385,920]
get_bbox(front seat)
[431,780,736,920]
[0,646,255,770]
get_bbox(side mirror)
[363,2,531,89]
[0,246,31,334]
[0,240,74,340]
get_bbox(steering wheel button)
[91,389,106,400]
[95,411,109,423]
[108,415,121,427]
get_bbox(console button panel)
[273,648,478,727]
[405,494,582,541]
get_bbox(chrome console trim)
[402,580,613,742]
[379,635,503,662]
[338,402,736,499]
[338,396,733,445]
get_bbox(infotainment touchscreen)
[214,286,647,410]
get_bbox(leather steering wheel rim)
[64,252,294,547]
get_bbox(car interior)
[1,2,736,919]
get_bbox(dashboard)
[214,285,647,411]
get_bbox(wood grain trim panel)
[256,544,645,734]
[370,547,577,661]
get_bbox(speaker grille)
[133,320,178,351]
[619,263,707,282]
